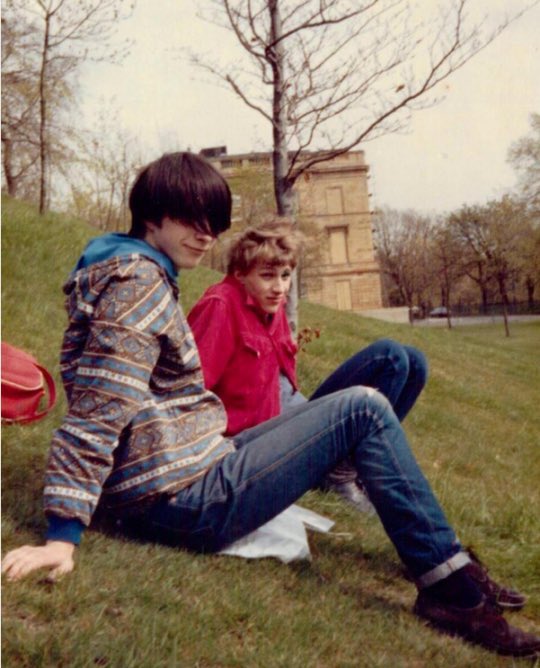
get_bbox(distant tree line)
[374,114,540,336]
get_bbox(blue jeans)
[125,386,464,582]
[310,339,428,421]
[281,338,428,484]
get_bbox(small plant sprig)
[297,326,321,352]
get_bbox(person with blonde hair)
[188,221,428,512]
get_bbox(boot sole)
[415,613,540,658]
[496,600,526,611]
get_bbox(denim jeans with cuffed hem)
[124,386,464,581]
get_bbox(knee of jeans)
[378,338,410,376]
[407,346,429,385]
[346,384,391,414]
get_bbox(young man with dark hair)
[128,151,232,239]
[2,152,539,659]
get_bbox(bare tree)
[432,218,466,329]
[227,166,275,228]
[68,106,147,231]
[521,224,540,307]
[508,112,540,217]
[448,204,496,311]
[450,197,530,336]
[487,197,536,335]
[2,12,43,198]
[193,0,533,329]
[374,207,434,313]
[506,113,540,307]
[2,0,133,214]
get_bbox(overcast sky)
[80,0,540,214]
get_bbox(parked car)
[429,306,450,318]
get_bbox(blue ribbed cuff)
[46,515,85,545]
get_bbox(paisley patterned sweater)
[44,250,233,543]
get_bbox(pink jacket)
[188,276,298,436]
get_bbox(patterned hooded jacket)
[44,234,234,541]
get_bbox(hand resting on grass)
[1,540,75,581]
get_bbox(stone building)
[204,148,383,312]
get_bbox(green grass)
[2,196,540,667]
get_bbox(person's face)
[144,217,216,270]
[236,262,293,314]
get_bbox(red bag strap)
[25,362,57,423]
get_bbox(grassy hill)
[2,196,539,667]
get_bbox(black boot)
[414,592,539,658]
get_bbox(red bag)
[1,342,57,424]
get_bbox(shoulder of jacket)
[197,283,236,307]
[66,254,177,302]
[85,255,171,286]
[210,280,246,302]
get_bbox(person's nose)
[195,229,215,244]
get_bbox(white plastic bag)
[219,504,334,563]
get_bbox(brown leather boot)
[414,591,540,658]
[464,549,526,610]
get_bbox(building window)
[326,186,344,214]
[336,281,352,310]
[328,226,349,264]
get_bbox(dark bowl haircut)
[129,152,232,238]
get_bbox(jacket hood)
[74,233,177,281]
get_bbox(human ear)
[234,270,246,284]
[143,220,158,237]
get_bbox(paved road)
[414,314,540,327]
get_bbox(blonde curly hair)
[226,220,303,275]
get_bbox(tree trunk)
[497,275,511,337]
[268,0,299,334]
[2,135,17,196]
[443,276,453,330]
[38,12,51,215]
[479,262,490,314]
[268,1,290,217]
[525,276,535,308]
